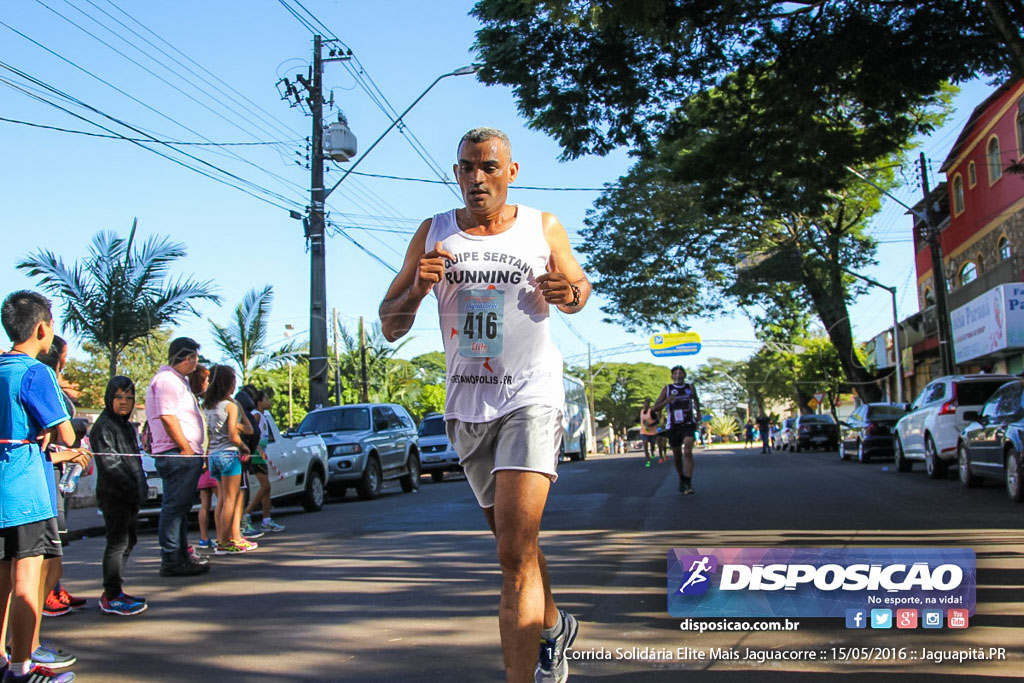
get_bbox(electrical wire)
[343,169,612,191]
[0,115,298,145]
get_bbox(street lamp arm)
[324,65,479,200]
[844,165,928,223]
[840,266,895,294]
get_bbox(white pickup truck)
[133,411,329,518]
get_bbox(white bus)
[562,374,593,461]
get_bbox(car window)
[956,380,1015,406]
[924,382,947,404]
[395,407,415,429]
[298,407,370,432]
[996,384,1023,417]
[418,418,446,436]
[381,406,404,430]
[372,406,388,430]
[866,405,907,420]
[798,415,835,424]
[982,393,1002,418]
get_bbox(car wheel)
[400,453,421,493]
[431,472,444,483]
[958,442,980,488]
[301,468,325,512]
[839,441,848,460]
[356,456,382,500]
[857,440,869,463]
[1006,448,1023,503]
[925,435,949,479]
[895,437,912,472]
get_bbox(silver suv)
[296,403,420,500]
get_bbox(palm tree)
[209,285,295,384]
[18,219,220,377]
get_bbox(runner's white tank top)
[427,205,564,423]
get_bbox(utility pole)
[920,153,956,375]
[587,343,596,453]
[333,307,342,405]
[359,316,369,403]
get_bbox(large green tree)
[18,219,219,377]
[574,361,671,434]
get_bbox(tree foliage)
[64,328,174,409]
[18,219,219,377]
[209,285,295,384]
[572,361,670,435]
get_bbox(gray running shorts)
[446,405,563,509]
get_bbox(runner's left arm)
[537,212,590,314]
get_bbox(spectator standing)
[0,290,86,683]
[243,390,285,533]
[89,377,148,616]
[144,337,209,577]
[743,420,755,449]
[188,366,217,550]
[203,366,254,555]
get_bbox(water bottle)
[58,462,83,495]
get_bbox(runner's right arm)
[380,219,454,342]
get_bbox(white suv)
[894,374,1015,478]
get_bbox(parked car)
[417,413,461,482]
[626,427,643,452]
[793,414,839,451]
[894,374,1015,478]
[778,417,798,452]
[297,403,420,500]
[140,411,328,518]
[957,379,1024,501]
[839,403,909,463]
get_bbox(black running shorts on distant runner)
[668,424,697,449]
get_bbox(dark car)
[793,414,838,451]
[839,403,909,463]
[957,379,1024,502]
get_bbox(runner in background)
[639,399,660,468]
[654,366,702,494]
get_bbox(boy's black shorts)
[668,425,697,449]
[0,518,62,561]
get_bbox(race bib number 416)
[458,289,504,357]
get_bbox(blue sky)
[0,1,994,374]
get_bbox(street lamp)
[324,64,479,201]
[283,324,295,428]
[842,268,903,403]
[305,64,480,410]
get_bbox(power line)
[343,169,612,191]
[0,115,298,145]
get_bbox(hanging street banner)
[650,332,702,357]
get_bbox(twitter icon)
[870,609,893,629]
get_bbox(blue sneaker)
[99,593,147,616]
[30,642,74,669]
[535,609,579,683]
[2,664,75,681]
[196,539,214,549]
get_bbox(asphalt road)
[46,445,1024,681]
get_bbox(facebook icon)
[845,609,867,629]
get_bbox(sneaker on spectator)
[159,561,209,577]
[261,518,285,532]
[30,642,75,670]
[121,592,147,604]
[187,546,210,565]
[41,592,71,618]
[535,609,579,683]
[215,541,246,555]
[196,539,214,549]
[55,585,86,611]
[2,664,75,682]
[99,593,147,616]
[241,523,264,539]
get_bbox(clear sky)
[0,1,994,375]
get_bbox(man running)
[654,366,701,494]
[380,127,590,683]
[639,398,660,467]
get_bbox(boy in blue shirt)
[0,291,89,683]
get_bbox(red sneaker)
[42,591,71,617]
[56,585,87,610]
